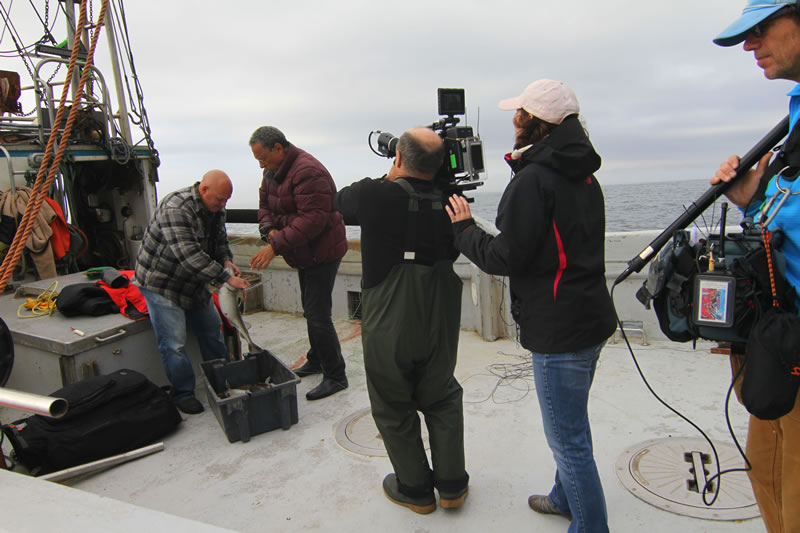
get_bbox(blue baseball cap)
[714,0,797,47]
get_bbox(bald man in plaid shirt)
[135,170,250,414]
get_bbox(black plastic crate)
[200,350,299,443]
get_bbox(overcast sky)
[3,0,797,208]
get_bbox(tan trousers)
[732,354,800,533]
[746,397,800,533]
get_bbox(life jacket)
[95,270,148,321]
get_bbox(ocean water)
[469,178,743,233]
[228,179,742,237]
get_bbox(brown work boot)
[382,474,436,514]
[438,485,469,509]
[528,494,571,520]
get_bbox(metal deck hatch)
[616,437,760,521]
[335,408,430,457]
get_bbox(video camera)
[368,88,486,194]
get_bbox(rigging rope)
[0,0,109,296]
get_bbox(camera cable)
[609,279,751,507]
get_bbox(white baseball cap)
[497,79,580,125]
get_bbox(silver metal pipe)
[41,442,164,483]
[64,1,80,99]
[103,5,133,144]
[0,388,68,418]
[0,146,18,192]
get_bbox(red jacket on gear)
[45,197,71,261]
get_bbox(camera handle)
[429,115,460,133]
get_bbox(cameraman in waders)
[712,2,800,531]
[335,127,469,514]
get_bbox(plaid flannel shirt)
[134,183,232,309]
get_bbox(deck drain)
[335,407,429,457]
[616,437,759,521]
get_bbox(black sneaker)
[382,474,436,514]
[175,396,204,415]
[293,360,322,377]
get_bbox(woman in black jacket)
[447,79,614,533]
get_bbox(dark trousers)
[298,259,346,381]
[366,354,467,495]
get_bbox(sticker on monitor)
[693,274,736,328]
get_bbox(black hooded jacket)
[452,115,616,353]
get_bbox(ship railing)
[0,147,22,193]
[31,57,116,149]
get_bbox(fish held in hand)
[219,268,263,354]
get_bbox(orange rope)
[0,0,108,295]
[761,226,779,308]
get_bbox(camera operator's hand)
[711,152,773,209]
[446,194,473,223]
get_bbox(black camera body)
[369,88,486,193]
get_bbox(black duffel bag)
[2,369,181,475]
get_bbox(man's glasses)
[749,7,794,38]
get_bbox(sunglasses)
[750,6,794,38]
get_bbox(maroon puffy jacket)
[257,145,347,268]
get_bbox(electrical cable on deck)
[461,350,535,404]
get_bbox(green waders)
[361,179,468,496]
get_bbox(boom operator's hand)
[711,151,774,208]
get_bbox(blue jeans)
[532,342,608,533]
[140,288,228,400]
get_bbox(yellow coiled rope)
[17,281,59,318]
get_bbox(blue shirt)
[789,83,800,131]
[743,84,800,310]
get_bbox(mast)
[102,5,133,144]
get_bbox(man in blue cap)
[712,2,800,532]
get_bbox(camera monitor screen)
[438,88,465,116]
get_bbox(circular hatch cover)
[335,407,430,457]
[616,437,759,521]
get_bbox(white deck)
[1,310,763,533]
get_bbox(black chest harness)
[394,178,450,265]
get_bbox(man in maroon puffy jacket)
[249,126,348,401]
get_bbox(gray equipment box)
[201,350,299,443]
[0,273,198,395]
